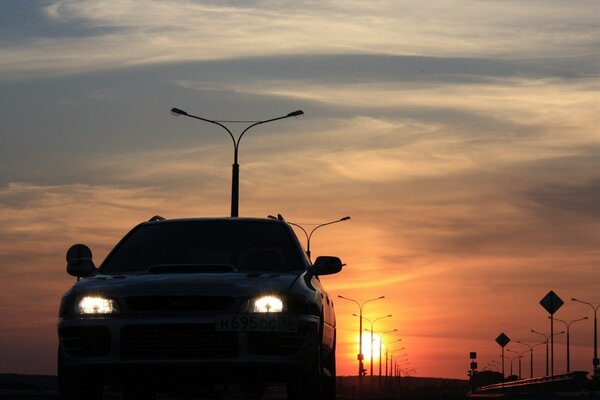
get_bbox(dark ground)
[0,374,470,399]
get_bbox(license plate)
[215,314,298,332]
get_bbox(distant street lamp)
[390,351,407,378]
[386,342,403,378]
[286,216,351,262]
[356,314,392,377]
[572,298,600,377]
[375,329,398,379]
[170,107,304,217]
[517,340,545,378]
[506,349,527,379]
[531,329,565,376]
[338,295,385,379]
[551,316,588,372]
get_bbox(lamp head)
[287,110,304,118]
[171,107,188,116]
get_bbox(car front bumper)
[58,313,320,383]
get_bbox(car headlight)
[252,295,284,313]
[78,296,119,314]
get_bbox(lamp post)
[572,298,600,378]
[338,295,385,379]
[170,107,303,217]
[378,329,398,379]
[531,330,565,376]
[397,360,410,377]
[356,314,392,377]
[390,350,407,373]
[385,339,402,378]
[517,340,545,378]
[506,349,526,379]
[551,316,588,372]
[286,217,351,262]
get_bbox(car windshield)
[100,220,305,274]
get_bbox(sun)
[357,332,381,361]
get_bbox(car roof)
[142,216,285,226]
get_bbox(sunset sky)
[0,0,598,379]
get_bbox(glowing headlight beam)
[78,296,118,314]
[253,296,283,313]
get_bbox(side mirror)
[66,244,96,278]
[312,256,344,276]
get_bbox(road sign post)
[496,333,511,380]
[540,291,564,377]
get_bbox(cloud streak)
[0,0,597,78]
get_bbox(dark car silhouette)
[58,216,343,400]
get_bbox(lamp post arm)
[288,222,310,259]
[237,114,292,155]
[362,296,385,312]
[338,295,360,309]
[178,112,237,154]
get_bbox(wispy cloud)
[0,0,597,78]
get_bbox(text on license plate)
[215,314,298,332]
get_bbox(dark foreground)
[0,374,468,399]
[2,374,599,399]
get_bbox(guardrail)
[472,371,589,395]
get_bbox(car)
[57,215,343,400]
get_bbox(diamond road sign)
[496,332,510,347]
[540,290,564,315]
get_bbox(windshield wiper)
[147,264,238,274]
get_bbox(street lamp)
[355,314,392,377]
[572,298,600,377]
[551,316,588,372]
[506,349,527,379]
[386,342,403,378]
[338,295,385,379]
[390,350,407,378]
[170,107,304,217]
[285,216,351,262]
[517,340,545,378]
[531,329,565,376]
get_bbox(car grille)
[125,296,235,313]
[60,326,111,357]
[120,324,237,359]
[247,328,308,356]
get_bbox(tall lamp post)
[338,295,385,379]
[170,107,304,217]
[551,316,588,372]
[531,329,565,376]
[356,314,392,377]
[572,298,600,378]
[517,340,545,378]
[286,216,351,262]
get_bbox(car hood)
[69,272,303,298]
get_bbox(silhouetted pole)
[170,107,303,217]
[287,216,350,262]
[507,349,526,379]
[532,330,565,376]
[338,295,385,379]
[386,340,402,378]
[518,340,544,378]
[572,298,600,379]
[379,329,397,380]
[553,316,588,372]
[357,314,392,377]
